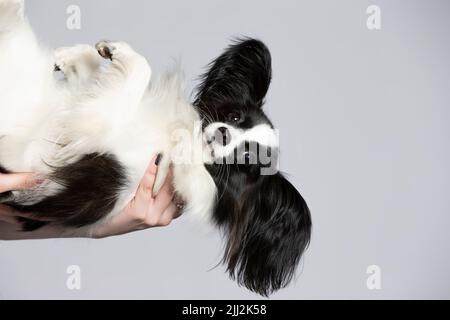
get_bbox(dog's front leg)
[54,45,102,87]
[95,41,152,109]
[58,41,152,153]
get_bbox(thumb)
[0,172,38,193]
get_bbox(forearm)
[0,221,91,240]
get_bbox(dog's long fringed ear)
[224,173,312,296]
[194,38,272,108]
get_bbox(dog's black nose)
[215,126,231,146]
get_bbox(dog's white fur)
[0,0,217,231]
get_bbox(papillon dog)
[0,0,311,296]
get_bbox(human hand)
[0,155,183,240]
[92,154,183,238]
[0,171,39,193]
[0,172,40,225]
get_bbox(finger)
[0,172,37,193]
[133,154,161,208]
[153,168,174,212]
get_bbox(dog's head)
[194,38,312,296]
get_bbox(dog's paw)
[95,40,151,84]
[95,41,114,60]
[54,45,100,79]
[95,41,136,61]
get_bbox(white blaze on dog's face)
[204,122,278,161]
[203,115,279,174]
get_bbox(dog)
[0,0,311,296]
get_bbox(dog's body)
[0,1,216,230]
[0,0,311,296]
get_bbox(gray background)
[0,0,449,299]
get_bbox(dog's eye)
[227,112,241,122]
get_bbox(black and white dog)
[0,0,311,296]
